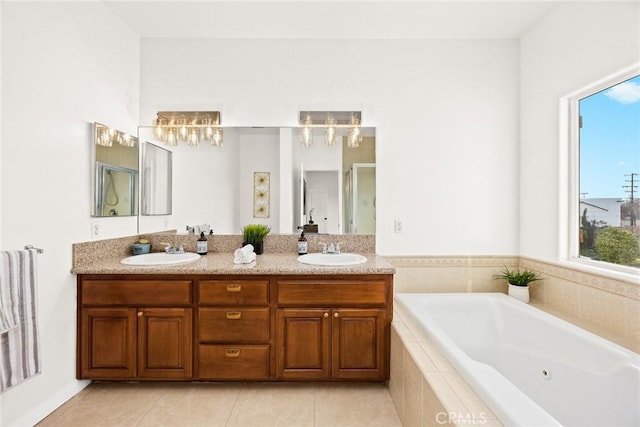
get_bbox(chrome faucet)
[320,242,341,254]
[160,242,185,254]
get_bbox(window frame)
[562,64,640,282]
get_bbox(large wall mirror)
[137,126,376,235]
[91,122,139,217]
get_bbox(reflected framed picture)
[253,172,270,218]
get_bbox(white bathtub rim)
[395,293,561,427]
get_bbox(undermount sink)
[120,252,201,266]
[297,252,367,266]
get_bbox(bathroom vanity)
[74,252,394,382]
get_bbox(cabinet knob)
[334,312,339,318]
[323,312,329,318]
[137,311,143,317]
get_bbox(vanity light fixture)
[297,111,363,148]
[152,111,222,147]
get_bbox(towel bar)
[24,245,44,254]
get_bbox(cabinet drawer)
[81,280,192,305]
[199,308,269,342]
[199,345,269,379]
[199,280,268,305]
[277,280,388,306]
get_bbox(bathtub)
[394,293,640,427]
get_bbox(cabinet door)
[276,309,330,379]
[137,308,193,379]
[80,307,137,379]
[332,309,386,380]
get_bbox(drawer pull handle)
[226,284,242,292]
[225,349,240,358]
[226,311,242,320]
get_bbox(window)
[573,72,640,271]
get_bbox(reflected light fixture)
[94,122,137,148]
[152,111,222,147]
[297,111,363,148]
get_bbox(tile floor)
[37,382,402,427]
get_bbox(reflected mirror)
[91,123,139,217]
[142,142,172,215]
[137,126,375,234]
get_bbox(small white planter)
[508,284,530,303]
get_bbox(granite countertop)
[71,252,395,275]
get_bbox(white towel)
[234,245,256,264]
[0,249,41,392]
[234,252,256,264]
[234,244,254,258]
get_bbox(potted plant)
[494,267,542,303]
[241,224,271,255]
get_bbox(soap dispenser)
[297,232,308,255]
[197,232,208,255]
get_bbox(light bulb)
[177,119,189,141]
[212,127,223,147]
[188,128,200,146]
[165,128,178,146]
[300,114,313,146]
[325,114,337,146]
[153,118,165,141]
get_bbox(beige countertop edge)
[71,253,395,275]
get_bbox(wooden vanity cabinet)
[275,277,392,381]
[77,273,392,382]
[197,280,271,380]
[78,278,193,380]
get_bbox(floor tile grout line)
[134,384,170,426]
[223,384,242,427]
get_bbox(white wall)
[520,2,640,263]
[0,3,140,426]
[239,129,280,231]
[140,38,521,256]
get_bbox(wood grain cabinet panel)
[80,307,136,379]
[138,308,192,379]
[82,280,191,305]
[276,309,331,379]
[199,345,269,379]
[332,309,386,379]
[277,280,387,306]
[199,280,268,306]
[199,307,269,342]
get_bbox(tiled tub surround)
[388,256,639,353]
[390,303,503,427]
